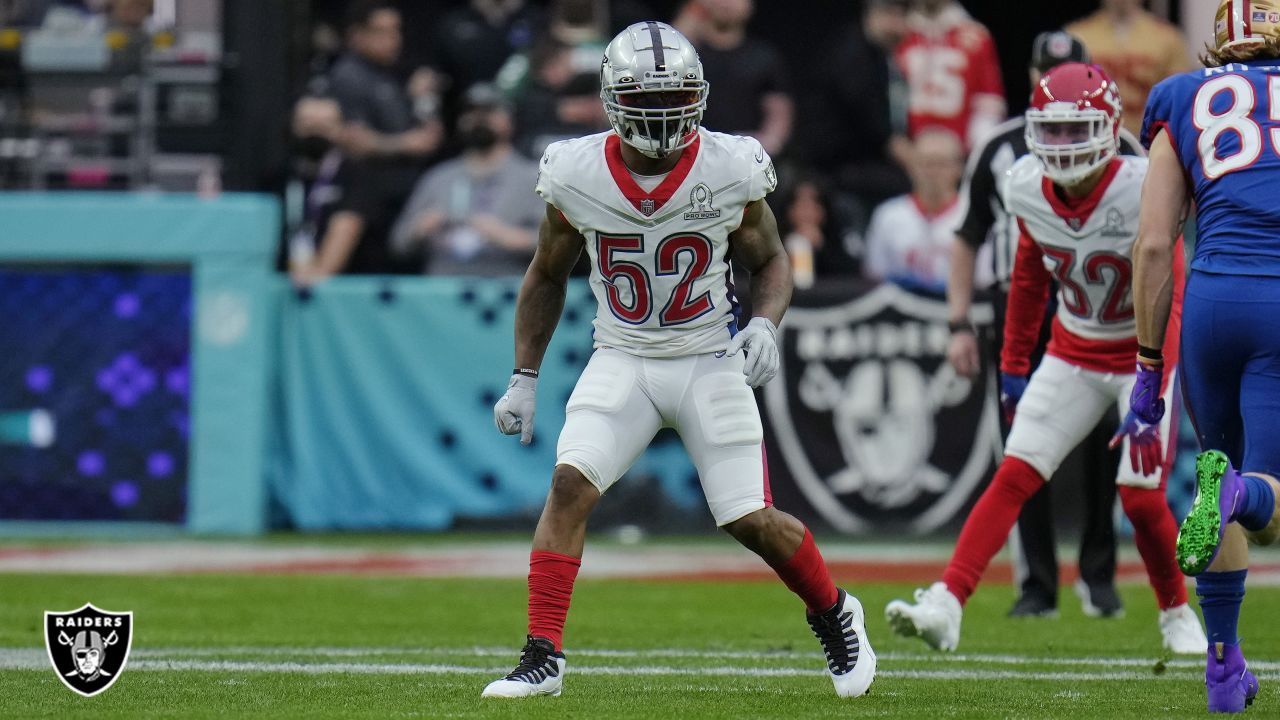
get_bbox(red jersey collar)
[1040,158,1122,231]
[604,133,701,217]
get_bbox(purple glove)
[1110,361,1165,476]
[999,373,1028,425]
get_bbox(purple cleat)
[1177,451,1247,576]
[1206,642,1260,713]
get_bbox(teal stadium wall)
[269,276,700,530]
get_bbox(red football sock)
[942,456,1045,605]
[768,527,840,613]
[527,550,581,651]
[1119,485,1187,609]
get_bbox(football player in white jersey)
[884,63,1205,654]
[481,22,875,700]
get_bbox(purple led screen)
[0,266,191,522]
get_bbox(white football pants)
[1005,354,1178,489]
[556,348,771,526]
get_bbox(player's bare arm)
[291,210,365,287]
[1115,114,1185,467]
[494,204,584,445]
[1132,128,1189,351]
[721,198,791,388]
[946,237,980,377]
[729,198,792,327]
[514,205,586,371]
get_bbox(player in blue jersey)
[1123,0,1280,712]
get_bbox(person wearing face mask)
[390,84,545,276]
[287,94,406,282]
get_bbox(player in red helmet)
[885,63,1205,654]
[1023,62,1122,184]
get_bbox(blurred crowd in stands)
[277,0,1193,288]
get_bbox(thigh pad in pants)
[678,354,767,526]
[1004,356,1114,481]
[556,350,661,493]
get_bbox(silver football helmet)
[600,21,708,158]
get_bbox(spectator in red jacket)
[896,0,1005,150]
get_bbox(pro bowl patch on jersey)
[1101,207,1128,238]
[44,603,133,697]
[683,183,721,220]
[763,285,1001,533]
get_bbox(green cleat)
[1175,450,1242,576]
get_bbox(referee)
[946,31,1144,619]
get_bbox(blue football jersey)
[1143,60,1280,276]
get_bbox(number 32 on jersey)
[598,232,715,327]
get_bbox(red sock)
[942,456,1044,605]
[1119,485,1187,609]
[528,551,581,651]
[768,528,839,613]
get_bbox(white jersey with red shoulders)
[535,128,777,358]
[1000,155,1147,376]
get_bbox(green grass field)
[1,569,1276,719]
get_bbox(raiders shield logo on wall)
[762,284,1002,534]
[44,603,133,697]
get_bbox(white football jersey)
[1002,155,1146,342]
[536,129,777,357]
[863,194,989,293]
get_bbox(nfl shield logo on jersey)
[44,603,133,697]
[639,198,656,216]
[762,285,1001,533]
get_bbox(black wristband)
[514,368,539,378]
[1137,345,1163,363]
[948,319,975,334]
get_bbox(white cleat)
[481,636,566,698]
[807,588,876,697]
[885,581,962,652]
[1159,603,1208,655]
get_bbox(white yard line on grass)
[0,647,1273,681]
[30,645,1270,672]
[0,653,1234,682]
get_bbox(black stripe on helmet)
[646,21,666,71]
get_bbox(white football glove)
[494,373,537,445]
[723,316,780,388]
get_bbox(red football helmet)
[1025,63,1122,185]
